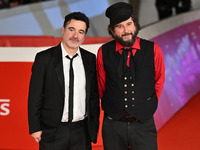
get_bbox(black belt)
[61,118,87,128]
[105,114,138,122]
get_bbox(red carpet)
[158,92,200,150]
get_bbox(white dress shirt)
[61,42,86,122]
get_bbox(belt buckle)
[124,115,137,122]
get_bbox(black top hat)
[106,2,133,26]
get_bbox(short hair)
[63,12,89,33]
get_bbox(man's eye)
[79,31,85,34]
[127,22,132,26]
[69,28,74,31]
[117,25,122,28]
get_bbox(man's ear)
[62,26,65,35]
[110,28,114,34]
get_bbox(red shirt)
[97,37,165,100]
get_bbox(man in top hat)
[96,2,165,150]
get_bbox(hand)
[31,131,42,143]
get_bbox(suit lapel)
[80,48,91,102]
[53,44,65,97]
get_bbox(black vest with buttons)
[101,38,158,123]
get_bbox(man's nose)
[123,26,129,33]
[73,31,78,38]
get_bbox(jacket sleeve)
[89,54,100,143]
[28,52,45,134]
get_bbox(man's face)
[112,17,138,47]
[62,19,86,51]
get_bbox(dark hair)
[63,12,89,33]
[107,15,141,37]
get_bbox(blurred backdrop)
[0,0,200,37]
[1,0,200,150]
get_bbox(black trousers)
[102,116,157,150]
[39,119,91,150]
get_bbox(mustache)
[70,37,79,42]
[122,33,133,37]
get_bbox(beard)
[113,30,138,47]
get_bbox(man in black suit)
[28,12,100,150]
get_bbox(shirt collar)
[61,42,80,59]
[116,37,141,53]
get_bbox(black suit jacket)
[28,43,100,143]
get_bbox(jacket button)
[132,97,135,101]
[132,91,134,94]
[124,84,127,87]
[124,98,127,101]
[125,91,127,94]
[131,84,134,86]
[124,77,127,80]
[125,105,128,108]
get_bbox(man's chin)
[121,38,132,44]
[122,36,133,42]
[120,39,135,47]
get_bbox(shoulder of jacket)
[80,47,96,57]
[102,39,115,46]
[36,45,60,59]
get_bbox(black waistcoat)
[101,39,158,123]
